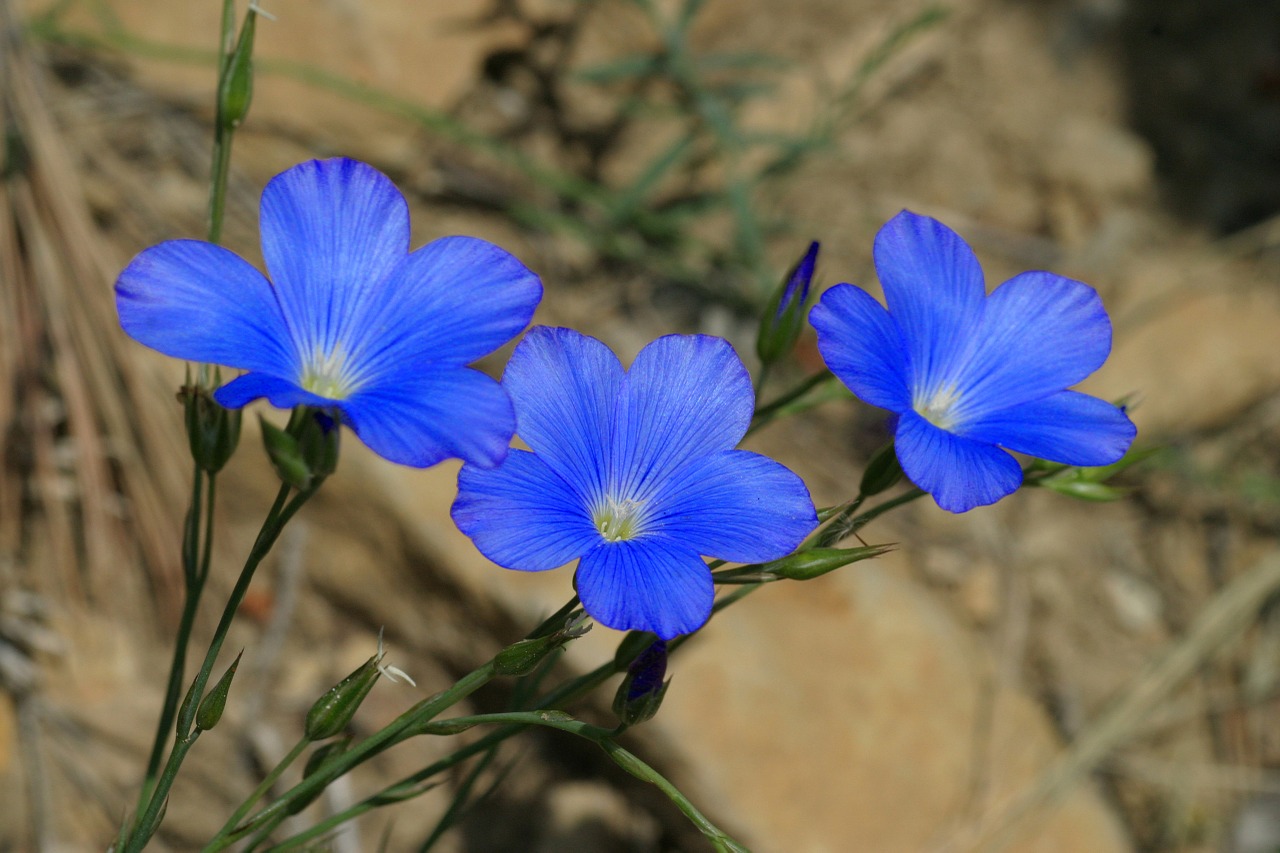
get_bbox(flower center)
[591,495,647,543]
[914,384,962,431]
[300,346,358,400]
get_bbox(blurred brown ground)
[4,0,1280,851]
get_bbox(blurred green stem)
[749,369,834,433]
[205,663,499,850]
[134,469,216,819]
[127,481,314,852]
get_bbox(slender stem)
[206,130,234,245]
[754,363,772,405]
[205,664,498,851]
[215,736,310,843]
[128,483,302,852]
[598,739,748,852]
[178,483,295,738]
[417,743,499,852]
[419,713,749,852]
[134,466,212,821]
[128,731,201,853]
[206,0,237,245]
[261,586,761,849]
[748,369,833,435]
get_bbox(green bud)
[217,9,257,130]
[494,611,591,676]
[182,385,242,473]
[763,544,894,581]
[612,639,669,727]
[494,637,558,677]
[261,416,312,489]
[757,241,819,366]
[1037,478,1129,502]
[196,651,243,731]
[858,443,902,497]
[304,655,382,741]
[296,410,341,482]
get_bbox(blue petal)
[895,409,1023,512]
[452,450,600,571]
[610,335,754,500]
[961,390,1136,466]
[503,327,624,497]
[349,236,542,381]
[950,271,1113,421]
[115,240,295,374]
[648,450,816,562]
[214,373,332,410]
[340,367,515,468]
[576,539,713,639]
[810,283,911,411]
[874,211,986,394]
[259,159,410,359]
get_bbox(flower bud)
[757,241,819,366]
[182,384,242,473]
[217,10,257,130]
[196,651,242,731]
[858,442,902,497]
[260,416,311,489]
[493,637,557,677]
[1037,478,1128,502]
[612,639,669,727]
[304,654,382,741]
[494,610,591,676]
[763,544,894,581]
[296,410,340,482]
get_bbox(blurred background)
[4,0,1280,850]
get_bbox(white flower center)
[592,495,647,542]
[914,384,962,431]
[300,346,358,400]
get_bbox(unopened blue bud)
[757,241,819,365]
[612,639,669,726]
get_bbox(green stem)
[206,0,236,245]
[754,363,772,406]
[749,369,833,434]
[426,712,749,852]
[134,466,212,821]
[215,736,310,843]
[816,488,924,547]
[178,483,295,738]
[132,730,201,851]
[127,482,304,852]
[206,129,234,245]
[204,664,498,851]
[259,588,757,849]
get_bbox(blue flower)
[450,327,817,639]
[115,158,542,468]
[810,210,1136,513]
